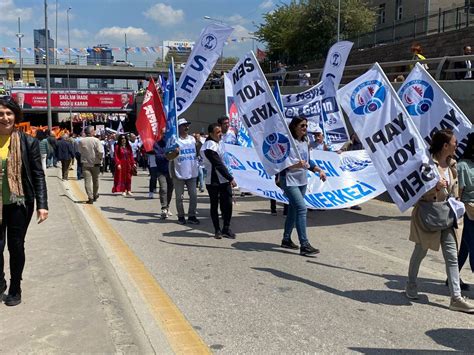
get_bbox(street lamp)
[203,16,225,70]
[337,0,341,42]
[44,0,52,130]
[67,7,72,131]
[16,17,24,81]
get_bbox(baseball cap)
[312,125,323,134]
[177,118,190,126]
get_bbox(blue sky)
[0,0,278,65]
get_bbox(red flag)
[136,78,166,152]
[256,47,267,62]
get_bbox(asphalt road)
[85,170,474,353]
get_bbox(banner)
[176,23,233,114]
[398,63,473,158]
[224,73,252,148]
[164,61,178,152]
[224,144,385,209]
[281,77,349,148]
[229,51,298,176]
[10,89,133,110]
[136,78,166,152]
[338,63,439,212]
[321,41,353,88]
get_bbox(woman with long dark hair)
[279,117,326,256]
[457,133,474,281]
[112,134,135,196]
[406,129,474,313]
[0,97,48,306]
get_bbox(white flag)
[398,62,473,158]
[176,23,233,115]
[229,51,298,176]
[321,41,353,88]
[338,63,439,212]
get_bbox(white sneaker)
[161,209,168,219]
[148,192,154,199]
[450,296,474,313]
[167,210,173,217]
[122,192,127,197]
[126,191,133,196]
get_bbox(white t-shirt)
[222,129,237,145]
[284,139,310,187]
[174,135,198,179]
[201,139,229,185]
[129,140,140,159]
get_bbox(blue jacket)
[56,139,74,161]
[153,140,169,174]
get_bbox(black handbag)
[417,200,455,232]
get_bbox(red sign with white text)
[10,89,134,110]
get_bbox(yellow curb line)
[68,179,210,354]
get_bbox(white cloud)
[232,25,252,39]
[227,14,249,26]
[96,26,151,44]
[259,0,274,10]
[144,3,184,26]
[0,0,32,22]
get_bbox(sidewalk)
[0,169,153,353]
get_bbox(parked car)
[112,60,135,67]
[0,57,17,65]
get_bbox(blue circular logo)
[331,52,341,67]
[399,80,434,116]
[350,80,386,115]
[262,133,290,164]
[201,34,217,50]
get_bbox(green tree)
[256,0,375,65]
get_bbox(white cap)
[312,125,323,134]
[177,118,190,126]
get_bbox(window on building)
[378,4,386,24]
[396,0,403,20]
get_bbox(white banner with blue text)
[321,41,354,88]
[398,62,472,158]
[282,77,349,148]
[176,23,233,115]
[229,51,298,176]
[337,63,439,212]
[224,144,386,209]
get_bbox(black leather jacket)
[19,132,48,210]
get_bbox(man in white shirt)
[217,116,237,145]
[167,118,201,225]
[455,45,472,80]
[78,126,104,204]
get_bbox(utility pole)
[55,0,58,64]
[125,33,129,89]
[67,7,72,132]
[337,0,341,42]
[16,17,24,82]
[45,0,52,130]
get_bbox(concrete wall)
[183,80,474,133]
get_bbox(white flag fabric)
[321,41,353,88]
[224,144,386,209]
[282,77,349,148]
[398,62,473,157]
[229,52,298,176]
[337,63,439,212]
[176,23,233,115]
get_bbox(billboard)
[10,89,134,111]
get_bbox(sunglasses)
[298,124,308,128]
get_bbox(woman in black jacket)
[0,97,48,306]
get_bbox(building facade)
[87,45,114,88]
[33,29,54,65]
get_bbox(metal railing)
[262,54,474,87]
[349,5,473,49]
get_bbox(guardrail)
[262,54,474,86]
[349,5,473,49]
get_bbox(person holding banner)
[280,117,327,256]
[406,129,474,313]
[201,123,237,239]
[457,133,474,282]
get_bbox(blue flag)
[164,61,178,153]
[272,80,284,111]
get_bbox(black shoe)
[446,278,471,291]
[5,293,21,306]
[187,217,200,225]
[350,205,362,211]
[222,229,236,239]
[214,230,223,239]
[86,199,93,204]
[93,194,99,202]
[281,239,299,250]
[177,217,186,225]
[0,280,6,295]
[300,244,320,256]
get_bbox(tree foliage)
[256,0,375,65]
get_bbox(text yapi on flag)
[338,63,439,212]
[176,23,233,115]
[398,62,472,158]
[229,51,298,176]
[136,78,166,152]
